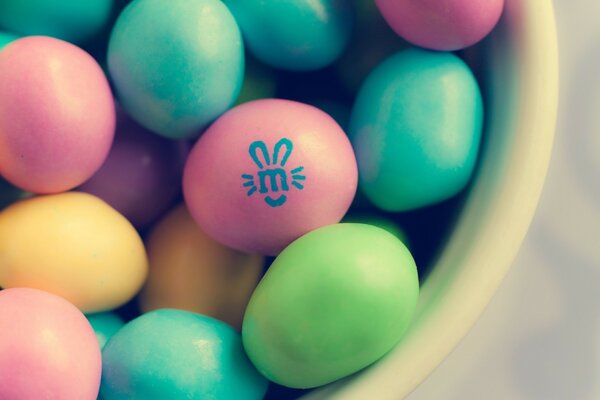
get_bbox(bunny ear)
[273,138,293,167]
[249,140,270,169]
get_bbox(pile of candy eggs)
[0,0,504,399]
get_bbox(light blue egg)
[86,312,125,350]
[108,0,244,139]
[224,0,353,71]
[100,309,268,400]
[349,48,483,212]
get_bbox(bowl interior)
[303,0,558,398]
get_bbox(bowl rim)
[303,0,559,398]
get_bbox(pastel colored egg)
[0,192,148,313]
[139,204,264,330]
[108,0,244,139]
[375,0,504,51]
[0,31,19,49]
[101,309,269,400]
[87,312,125,349]
[0,288,101,400]
[79,109,189,228]
[183,99,358,255]
[349,48,483,212]
[0,0,113,44]
[0,36,115,194]
[242,223,419,388]
[224,0,353,71]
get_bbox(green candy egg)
[86,312,125,349]
[242,223,419,388]
[349,48,483,212]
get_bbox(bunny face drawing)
[242,138,306,207]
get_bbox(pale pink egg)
[0,36,115,193]
[0,288,102,400]
[375,0,504,51]
[183,99,358,256]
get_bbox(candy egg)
[0,192,148,313]
[0,36,115,194]
[0,288,101,400]
[87,312,125,349]
[183,99,358,255]
[349,48,483,212]
[101,309,268,400]
[375,0,504,51]
[108,0,244,139]
[242,223,419,388]
[0,0,113,43]
[224,0,353,71]
[139,204,264,330]
[79,109,189,228]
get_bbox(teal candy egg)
[349,48,483,212]
[242,223,419,388]
[86,312,125,349]
[0,0,113,44]
[100,309,268,400]
[224,0,353,71]
[108,0,244,139]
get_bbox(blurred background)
[408,1,600,399]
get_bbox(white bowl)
[305,0,558,398]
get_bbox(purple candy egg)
[79,110,189,228]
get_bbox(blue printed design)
[242,138,305,207]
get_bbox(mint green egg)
[0,0,113,43]
[224,0,353,71]
[108,0,244,139]
[242,223,419,388]
[349,48,483,212]
[101,309,268,400]
[86,312,124,349]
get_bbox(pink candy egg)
[183,99,357,255]
[0,36,115,193]
[375,0,504,51]
[0,288,102,400]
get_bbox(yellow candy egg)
[139,204,264,330]
[0,192,148,313]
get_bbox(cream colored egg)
[0,192,148,312]
[139,204,264,330]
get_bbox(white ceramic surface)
[409,0,599,397]
[305,0,558,398]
